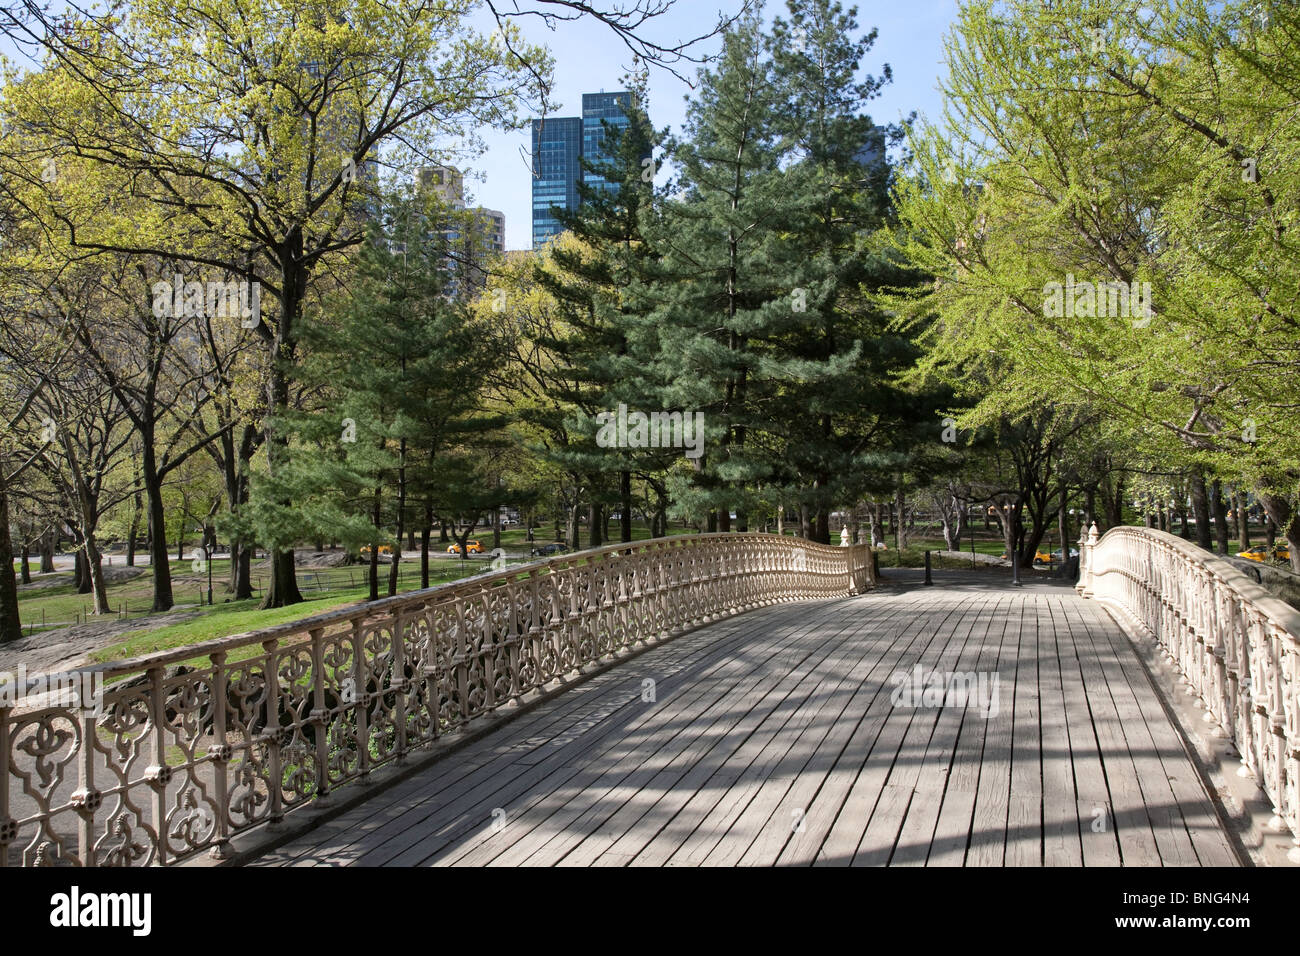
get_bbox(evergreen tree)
[533,75,666,543]
[643,6,786,533]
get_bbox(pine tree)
[643,7,787,532]
[533,76,665,543]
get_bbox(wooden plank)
[704,594,944,867]
[1066,601,1164,866]
[1077,607,1200,866]
[894,597,1007,866]
[1050,595,1121,866]
[249,577,1241,869]
[737,594,961,866]
[926,595,1014,866]
[1087,608,1239,867]
[852,588,990,866]
[664,598,925,866]
[1004,591,1043,867]
[560,603,874,867]
[1038,591,1084,866]
[285,604,818,866]
[791,594,972,866]
[464,602,871,866]
[408,604,842,867]
[963,592,1023,866]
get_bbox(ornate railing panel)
[1077,524,1300,846]
[1,533,872,866]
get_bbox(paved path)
[251,572,1240,867]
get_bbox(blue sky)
[465,1,958,249]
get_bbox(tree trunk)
[895,484,907,551]
[0,473,23,642]
[145,459,174,610]
[127,492,140,567]
[1236,492,1250,549]
[620,470,632,543]
[74,546,90,594]
[388,442,406,599]
[1058,496,1069,565]
[421,496,432,590]
[19,543,30,584]
[85,533,110,615]
[1257,492,1300,572]
[235,545,252,600]
[369,489,381,602]
[40,529,55,574]
[1189,473,1212,550]
[588,503,602,548]
[1209,479,1230,554]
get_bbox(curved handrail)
[0,533,873,866]
[1077,524,1300,844]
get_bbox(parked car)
[1000,550,1051,563]
[1049,548,1080,563]
[447,540,485,555]
[1237,544,1290,562]
[530,543,567,557]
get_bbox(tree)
[884,0,1300,567]
[6,0,553,606]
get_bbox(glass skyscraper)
[581,91,634,192]
[531,91,646,248]
[531,116,582,248]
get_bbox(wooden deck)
[251,572,1241,867]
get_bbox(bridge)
[1,529,1296,867]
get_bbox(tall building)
[530,116,583,248]
[582,91,635,193]
[418,165,465,206]
[415,165,505,297]
[531,91,648,248]
[475,208,505,254]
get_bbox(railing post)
[208,651,232,860]
[308,628,333,806]
[261,640,283,828]
[0,705,12,867]
[145,664,170,864]
[351,620,371,783]
[1080,523,1099,597]
[72,701,100,867]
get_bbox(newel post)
[1078,523,1099,597]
